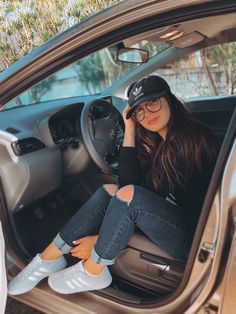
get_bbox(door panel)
[0,222,7,314]
[219,210,236,314]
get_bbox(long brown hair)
[136,92,218,193]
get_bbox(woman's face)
[136,96,171,139]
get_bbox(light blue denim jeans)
[53,185,191,265]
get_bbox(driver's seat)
[110,232,186,295]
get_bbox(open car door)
[0,222,7,314]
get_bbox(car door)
[0,222,7,314]
[219,221,236,314]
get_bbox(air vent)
[5,127,21,134]
[11,138,45,156]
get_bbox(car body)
[0,0,236,313]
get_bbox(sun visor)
[123,27,170,47]
[171,32,204,48]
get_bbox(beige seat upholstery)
[111,233,184,292]
[128,233,176,260]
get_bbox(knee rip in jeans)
[103,183,119,196]
[116,185,134,205]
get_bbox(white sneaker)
[48,260,112,294]
[8,254,67,295]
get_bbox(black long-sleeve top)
[118,143,216,228]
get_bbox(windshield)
[2,41,170,110]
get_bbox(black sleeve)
[173,153,216,226]
[118,147,143,187]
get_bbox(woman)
[8,75,218,295]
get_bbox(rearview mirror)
[117,48,149,63]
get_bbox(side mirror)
[117,48,149,63]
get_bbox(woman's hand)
[122,105,136,130]
[71,235,98,260]
[122,106,136,147]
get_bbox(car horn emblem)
[109,128,115,139]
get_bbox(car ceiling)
[123,12,236,48]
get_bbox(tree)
[0,0,121,71]
[165,42,236,97]
[206,42,236,95]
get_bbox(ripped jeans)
[53,185,191,265]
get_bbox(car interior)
[1,8,236,306]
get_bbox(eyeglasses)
[131,98,163,122]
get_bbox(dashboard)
[49,107,81,145]
[0,96,126,212]
[48,100,113,145]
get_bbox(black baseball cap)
[126,75,171,119]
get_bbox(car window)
[152,41,236,101]
[2,39,170,111]
[2,46,139,110]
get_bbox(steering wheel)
[81,99,125,175]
